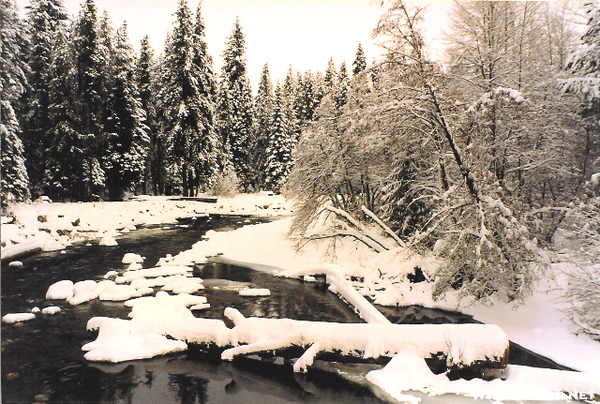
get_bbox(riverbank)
[1,193,288,260]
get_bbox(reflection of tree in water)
[168,374,209,404]
[144,370,154,387]
[101,364,137,403]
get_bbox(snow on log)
[188,307,509,376]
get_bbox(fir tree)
[1,0,30,208]
[324,56,337,93]
[21,0,68,197]
[252,62,274,189]
[265,84,295,192]
[352,43,367,76]
[334,61,349,110]
[74,0,105,200]
[159,0,217,196]
[44,26,85,200]
[218,18,254,191]
[136,35,159,195]
[282,66,298,144]
[103,23,149,200]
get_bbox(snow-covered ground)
[1,193,288,260]
[2,194,599,403]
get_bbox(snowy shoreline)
[1,193,288,260]
[2,194,599,402]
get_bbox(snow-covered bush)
[208,170,239,197]
[563,265,600,341]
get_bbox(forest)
[1,0,599,319]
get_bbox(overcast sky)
[15,0,452,90]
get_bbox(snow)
[8,260,23,267]
[1,193,288,260]
[367,355,600,403]
[122,253,144,264]
[5,193,600,402]
[239,288,271,297]
[46,280,74,300]
[42,306,61,315]
[2,313,36,324]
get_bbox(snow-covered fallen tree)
[208,307,510,376]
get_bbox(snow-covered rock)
[46,280,74,300]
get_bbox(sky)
[14,0,452,90]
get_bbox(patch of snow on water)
[2,313,36,324]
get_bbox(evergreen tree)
[352,43,367,76]
[218,17,254,191]
[159,0,217,196]
[136,35,159,195]
[252,62,274,189]
[265,84,295,192]
[295,70,318,129]
[74,0,105,200]
[282,66,298,144]
[324,56,337,93]
[21,0,68,197]
[334,61,349,110]
[103,23,149,200]
[44,26,85,200]
[1,0,30,208]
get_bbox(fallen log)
[187,307,509,379]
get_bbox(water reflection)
[2,216,385,404]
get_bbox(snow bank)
[1,193,289,260]
[368,355,600,403]
[2,313,36,324]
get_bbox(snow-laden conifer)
[159,0,218,196]
[21,0,68,196]
[1,0,30,209]
[217,18,254,191]
[265,84,295,192]
[252,63,274,189]
[103,23,149,200]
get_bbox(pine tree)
[21,0,68,197]
[159,0,218,196]
[103,23,149,200]
[352,43,367,76]
[218,18,255,191]
[1,0,30,208]
[282,66,298,144]
[252,62,274,189]
[265,84,295,192]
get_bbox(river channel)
[2,216,391,404]
[2,214,574,404]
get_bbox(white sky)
[15,0,452,90]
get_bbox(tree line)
[1,0,363,204]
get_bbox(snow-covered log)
[189,307,510,377]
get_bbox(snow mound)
[99,236,118,246]
[8,261,23,267]
[42,306,61,315]
[46,280,74,300]
[122,253,144,264]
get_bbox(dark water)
[1,216,389,404]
